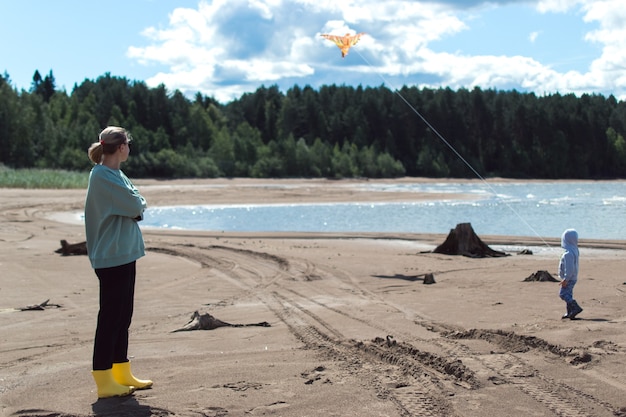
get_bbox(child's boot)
[561,302,572,319]
[569,300,583,320]
[112,361,153,390]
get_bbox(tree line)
[1,70,626,179]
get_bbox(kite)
[321,32,365,58]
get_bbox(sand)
[1,178,626,417]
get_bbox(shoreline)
[36,176,626,250]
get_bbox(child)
[558,229,583,320]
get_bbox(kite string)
[354,49,553,249]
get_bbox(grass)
[0,165,89,189]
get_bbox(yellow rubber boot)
[112,361,153,390]
[92,369,135,398]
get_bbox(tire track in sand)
[145,242,625,417]
[151,242,462,416]
[276,253,624,417]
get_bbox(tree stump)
[432,223,508,258]
[523,270,558,282]
[423,273,436,284]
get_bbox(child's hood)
[561,229,579,256]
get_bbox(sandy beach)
[1,178,626,417]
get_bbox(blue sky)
[1,0,624,103]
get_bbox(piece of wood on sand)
[55,240,88,256]
[172,311,271,332]
[19,299,62,311]
[432,222,508,258]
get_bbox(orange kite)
[321,32,365,58]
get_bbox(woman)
[85,126,153,398]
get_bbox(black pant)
[93,261,136,370]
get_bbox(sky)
[1,0,625,104]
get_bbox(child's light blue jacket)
[559,229,579,283]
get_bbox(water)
[142,181,626,240]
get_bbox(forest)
[1,69,626,179]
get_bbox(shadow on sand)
[569,317,610,322]
[92,395,170,417]
[373,274,424,282]
[372,273,436,284]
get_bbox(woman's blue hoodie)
[84,164,146,269]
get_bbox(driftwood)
[432,223,508,258]
[172,311,271,332]
[523,270,559,282]
[55,240,88,256]
[19,299,62,311]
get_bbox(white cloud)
[247,0,281,19]
[529,31,540,43]
[536,0,585,13]
[127,0,626,102]
[577,0,626,98]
